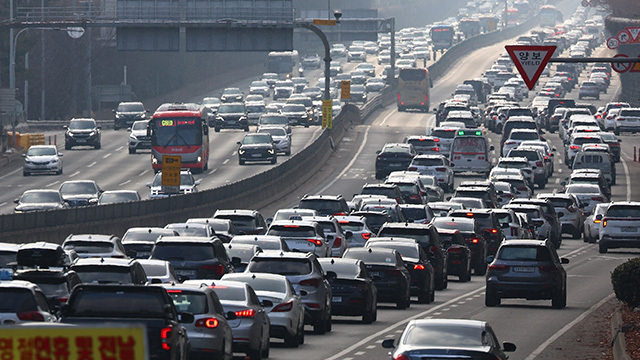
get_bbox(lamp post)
[299,22,331,102]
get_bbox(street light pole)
[299,22,332,102]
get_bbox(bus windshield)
[152,118,202,147]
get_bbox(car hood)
[25,155,58,162]
[240,144,273,150]
[117,112,145,116]
[131,130,147,137]
[217,112,245,117]
[15,203,64,211]
[61,194,98,200]
[68,129,96,134]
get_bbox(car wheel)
[396,294,409,309]
[57,169,63,175]
[375,171,383,180]
[474,260,487,276]
[271,157,277,165]
[215,127,221,132]
[485,289,500,307]
[435,272,446,290]
[552,287,567,309]
[248,347,262,360]
[614,128,620,135]
[589,235,597,244]
[313,316,327,334]
[239,158,245,165]
[23,171,29,176]
[94,143,101,150]
[261,338,270,358]
[285,149,291,156]
[129,148,136,154]
[244,126,250,132]
[65,143,71,150]
[363,308,375,324]
[598,242,608,254]
[572,228,582,239]
[299,321,305,344]
[418,289,431,304]
[538,181,546,189]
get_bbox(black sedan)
[375,143,417,180]
[318,258,378,324]
[365,241,435,304]
[237,133,277,165]
[342,247,411,309]
[382,319,516,360]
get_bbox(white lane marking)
[232,151,238,156]
[139,170,148,177]
[426,114,436,135]
[0,168,20,181]
[621,158,631,201]
[46,181,59,188]
[523,293,615,360]
[318,126,371,194]
[379,110,395,126]
[0,202,5,207]
[559,159,563,164]
[365,345,376,349]
[325,286,487,360]
[222,159,230,165]
[208,169,218,175]
[354,351,365,356]
[555,178,560,184]
[102,153,112,159]
[69,171,80,178]
[87,161,97,168]
[116,146,124,151]
[119,180,131,186]
[557,168,562,173]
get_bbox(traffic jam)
[2,1,640,360]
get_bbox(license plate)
[513,267,535,273]
[175,270,196,276]
[251,153,263,157]
[76,139,87,143]
[332,296,342,303]
[390,163,403,167]
[137,252,150,258]
[370,272,380,277]
[621,227,638,232]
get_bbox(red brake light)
[436,167,447,172]
[433,138,440,142]
[235,309,256,318]
[307,238,323,246]
[201,264,225,276]
[491,229,498,234]
[536,161,543,167]
[447,247,461,253]
[17,311,44,322]
[466,212,474,217]
[539,265,560,272]
[284,225,300,228]
[408,166,418,171]
[272,301,293,312]
[332,212,346,216]
[591,196,604,202]
[397,93,401,101]
[300,278,321,287]
[489,264,507,271]
[429,246,438,254]
[570,145,580,150]
[166,290,183,293]
[195,318,219,328]
[161,327,172,350]
[332,237,343,248]
[362,232,371,240]
[394,355,409,360]
[413,264,425,270]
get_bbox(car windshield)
[370,243,419,258]
[258,128,286,137]
[403,325,482,347]
[152,243,215,261]
[73,266,133,284]
[132,121,147,131]
[21,192,61,204]
[378,228,432,246]
[68,120,95,130]
[498,246,552,261]
[222,89,241,96]
[321,262,361,278]
[69,290,167,317]
[247,259,312,276]
[251,81,267,87]
[233,277,287,294]
[246,105,265,113]
[168,291,208,314]
[63,241,113,254]
[0,289,38,312]
[100,192,138,204]
[118,103,144,112]
[60,182,97,195]
[282,105,305,112]
[218,104,244,113]
[260,116,287,125]
[27,147,56,156]
[344,250,397,265]
[268,225,316,237]
[242,134,272,144]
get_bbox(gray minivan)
[572,151,615,185]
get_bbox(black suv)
[237,133,277,165]
[113,101,148,130]
[64,118,101,149]
[150,237,235,280]
[213,103,248,132]
[375,143,417,179]
[449,209,505,255]
[377,222,448,290]
[299,194,351,216]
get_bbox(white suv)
[598,202,640,253]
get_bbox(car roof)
[0,242,20,252]
[0,280,41,290]
[72,258,137,267]
[155,236,217,244]
[252,250,315,260]
[269,220,318,227]
[215,209,258,216]
[65,234,116,242]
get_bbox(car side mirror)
[618,138,622,142]
[489,145,495,151]
[503,342,517,352]
[177,275,189,283]
[557,212,564,218]
[595,214,603,220]
[381,339,395,349]
[376,150,381,154]
[126,249,138,258]
[325,271,337,281]
[231,257,242,266]
[299,289,309,296]
[146,182,152,188]
[112,109,116,113]
[178,312,194,323]
[225,311,237,320]
[97,126,102,130]
[194,180,201,186]
[261,299,274,308]
[13,199,19,204]
[561,258,570,264]
[486,255,495,263]
[237,141,241,145]
[501,222,509,229]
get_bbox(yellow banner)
[322,100,333,129]
[0,326,147,360]
[161,155,182,187]
[313,19,337,26]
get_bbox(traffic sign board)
[627,27,640,43]
[618,30,631,44]
[612,54,631,73]
[313,19,337,26]
[340,81,351,99]
[607,37,620,50]
[161,155,181,194]
[322,100,333,129]
[505,45,556,90]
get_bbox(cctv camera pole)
[299,22,332,102]
[389,18,395,85]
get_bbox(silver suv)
[246,251,333,334]
[267,220,330,257]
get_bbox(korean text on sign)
[0,326,146,360]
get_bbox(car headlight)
[268,149,275,154]
[217,116,225,121]
[89,131,96,136]
[51,159,59,163]
[302,114,308,118]
[240,116,247,120]
[197,156,202,162]
[238,149,246,155]
[152,156,158,164]
[115,114,121,119]
[129,135,137,140]
[67,132,74,137]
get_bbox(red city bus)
[149,103,210,173]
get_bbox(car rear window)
[509,132,539,140]
[546,198,573,208]
[168,291,208,314]
[247,258,312,276]
[498,246,551,261]
[361,188,397,198]
[268,225,316,237]
[230,277,288,294]
[73,266,133,284]
[344,250,398,265]
[209,285,247,301]
[0,288,37,312]
[369,243,419,259]
[63,241,114,254]
[321,263,361,278]
[0,251,17,267]
[338,222,365,232]
[299,199,344,214]
[606,205,640,218]
[215,215,256,229]
[378,228,432,246]
[412,158,443,166]
[400,208,427,221]
[573,137,602,145]
[69,290,166,317]
[407,139,436,149]
[431,129,457,138]
[404,325,481,347]
[506,150,539,161]
[152,243,216,261]
[620,109,640,117]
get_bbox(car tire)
[23,171,29,176]
[474,261,487,276]
[239,158,245,165]
[572,228,582,239]
[589,235,597,244]
[244,126,250,132]
[396,294,409,310]
[552,287,567,309]
[325,313,332,332]
[299,322,305,344]
[313,316,327,335]
[261,341,270,359]
[599,242,608,254]
[271,157,277,165]
[418,289,431,304]
[284,328,299,348]
[363,308,375,324]
[214,127,221,133]
[285,149,291,156]
[95,143,101,150]
[129,148,136,154]
[614,128,620,135]
[538,181,546,189]
[485,290,500,307]
[248,347,262,360]
[65,143,71,150]
[57,169,63,175]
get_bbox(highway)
[4,0,639,359]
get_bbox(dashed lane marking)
[139,170,149,177]
[87,161,97,168]
[116,146,123,151]
[69,171,80,177]
[208,169,218,175]
[102,153,112,159]
[119,180,131,186]
[222,159,230,165]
